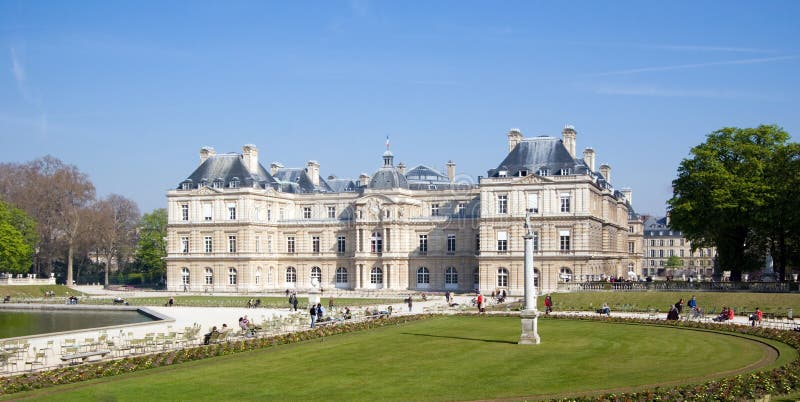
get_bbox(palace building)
[165,127,643,295]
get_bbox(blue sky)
[1,1,798,216]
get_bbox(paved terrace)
[1,292,797,376]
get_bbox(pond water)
[0,309,155,339]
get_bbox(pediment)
[513,174,552,185]
[195,186,222,195]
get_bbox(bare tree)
[0,156,95,283]
[92,194,140,286]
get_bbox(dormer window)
[518,170,528,177]
[498,170,508,178]
[181,182,192,190]
[559,168,572,175]
[537,169,550,176]
[229,178,240,188]
[213,179,223,189]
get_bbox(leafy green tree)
[0,200,37,274]
[668,125,795,281]
[135,208,167,283]
[666,255,683,268]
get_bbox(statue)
[762,250,775,282]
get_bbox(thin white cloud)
[10,47,25,83]
[593,84,784,101]
[586,56,796,77]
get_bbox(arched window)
[311,266,322,283]
[445,267,458,284]
[417,267,430,284]
[255,267,262,285]
[204,268,213,285]
[181,267,190,286]
[228,268,237,285]
[559,267,573,283]
[497,268,509,288]
[335,267,348,283]
[370,267,383,284]
[286,267,296,283]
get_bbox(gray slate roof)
[179,154,276,189]
[406,165,449,183]
[369,167,409,190]
[272,168,334,193]
[487,136,590,178]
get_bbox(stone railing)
[1,273,56,286]
[557,280,798,293]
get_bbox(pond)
[0,309,156,339]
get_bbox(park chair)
[0,352,17,373]
[24,350,46,371]
[39,340,55,356]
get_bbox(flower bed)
[0,314,431,395]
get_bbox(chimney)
[306,160,320,187]
[583,148,596,172]
[621,188,633,205]
[359,173,370,187]
[562,125,576,158]
[599,164,611,183]
[666,211,671,226]
[270,162,283,176]
[397,162,406,175]
[200,146,216,165]
[241,144,259,174]
[446,160,456,182]
[508,128,523,153]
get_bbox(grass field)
[3,316,792,401]
[79,295,404,309]
[538,291,800,317]
[0,285,82,299]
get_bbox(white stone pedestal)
[519,309,541,345]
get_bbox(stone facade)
[166,127,642,295]
[641,215,716,279]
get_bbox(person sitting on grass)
[601,303,611,316]
[343,306,352,320]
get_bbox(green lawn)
[0,285,82,299]
[4,316,790,401]
[538,291,800,317]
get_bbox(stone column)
[519,233,541,345]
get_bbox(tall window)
[311,266,322,283]
[417,267,430,284]
[228,204,236,220]
[497,268,509,287]
[447,234,456,253]
[445,267,458,285]
[337,236,346,253]
[327,206,336,219]
[204,268,213,285]
[228,235,237,253]
[559,193,571,213]
[650,239,655,247]
[534,269,540,288]
[680,249,684,257]
[475,234,480,254]
[528,193,539,213]
[371,231,383,253]
[559,267,573,282]
[181,236,189,253]
[370,267,383,284]
[457,203,466,217]
[431,204,439,216]
[286,267,296,283]
[628,241,635,253]
[279,208,285,220]
[181,204,189,221]
[267,236,273,253]
[669,239,674,246]
[419,235,428,254]
[650,250,656,258]
[255,268,261,285]
[532,231,539,251]
[228,268,237,285]
[559,230,570,251]
[312,236,320,253]
[497,231,508,252]
[267,208,272,221]
[287,236,295,253]
[473,268,479,287]
[336,267,348,283]
[204,236,213,253]
[181,268,190,285]
[497,195,507,214]
[203,203,212,221]
[303,207,311,219]
[255,235,261,253]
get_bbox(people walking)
[406,295,413,312]
[309,304,317,328]
[476,292,484,314]
[544,294,553,315]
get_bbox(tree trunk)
[66,242,74,285]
